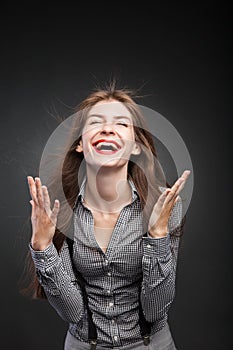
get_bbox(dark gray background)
[0,2,232,349]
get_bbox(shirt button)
[107,290,111,294]
[146,244,151,248]
[40,258,45,263]
[109,302,114,307]
[111,319,115,324]
[107,271,111,276]
[114,335,118,341]
[105,259,109,265]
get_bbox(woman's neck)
[84,165,132,213]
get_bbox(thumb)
[29,200,35,218]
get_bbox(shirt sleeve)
[140,198,183,323]
[29,239,85,323]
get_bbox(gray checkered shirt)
[30,179,182,348]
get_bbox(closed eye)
[117,122,128,127]
[90,121,102,125]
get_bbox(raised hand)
[27,176,60,250]
[148,170,191,238]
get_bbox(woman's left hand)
[148,170,190,238]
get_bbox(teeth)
[95,142,118,151]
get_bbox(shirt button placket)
[106,301,114,321]
[104,258,112,304]
[104,257,119,345]
[110,318,120,347]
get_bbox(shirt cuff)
[142,232,170,257]
[29,242,60,272]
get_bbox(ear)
[131,142,141,155]
[75,140,83,153]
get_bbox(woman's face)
[76,100,140,169]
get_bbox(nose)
[100,122,115,135]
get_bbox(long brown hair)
[21,81,185,299]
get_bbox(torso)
[94,227,114,253]
[83,193,134,253]
[88,208,121,253]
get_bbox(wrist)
[31,238,52,251]
[148,226,168,238]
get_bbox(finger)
[174,195,181,204]
[50,199,60,224]
[177,179,186,193]
[27,176,39,205]
[165,178,184,204]
[176,170,191,193]
[42,186,51,214]
[35,177,44,208]
[152,190,169,214]
[180,170,191,181]
[178,170,190,187]
[165,170,191,204]
[157,189,168,205]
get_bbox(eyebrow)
[88,114,132,121]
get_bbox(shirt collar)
[73,176,139,209]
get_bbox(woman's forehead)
[88,100,132,119]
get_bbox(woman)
[26,84,190,349]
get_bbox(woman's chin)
[85,157,129,170]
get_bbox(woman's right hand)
[27,176,60,251]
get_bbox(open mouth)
[92,139,121,154]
